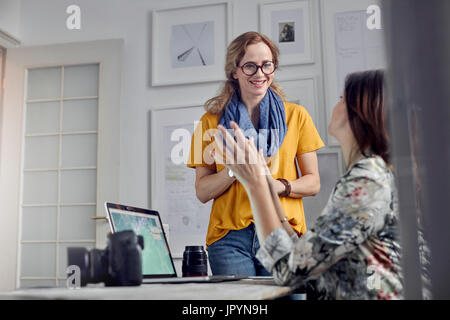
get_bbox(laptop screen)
[106,203,176,278]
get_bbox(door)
[0,39,123,290]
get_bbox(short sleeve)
[296,106,324,155]
[187,112,217,171]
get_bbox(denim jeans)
[207,223,271,276]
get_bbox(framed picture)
[151,1,232,86]
[260,0,314,66]
[320,0,386,145]
[302,148,343,226]
[149,105,212,257]
[277,76,321,138]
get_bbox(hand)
[212,121,270,189]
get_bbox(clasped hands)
[212,121,272,190]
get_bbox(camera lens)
[182,245,207,277]
[67,247,90,286]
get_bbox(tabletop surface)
[0,278,296,300]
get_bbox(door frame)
[0,39,123,291]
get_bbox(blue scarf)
[218,88,287,157]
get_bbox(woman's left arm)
[269,152,321,198]
[257,176,390,287]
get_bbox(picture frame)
[149,104,212,257]
[302,147,343,225]
[320,0,386,145]
[277,76,321,138]
[260,0,314,66]
[151,1,232,86]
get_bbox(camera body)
[68,230,144,286]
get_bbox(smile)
[249,79,266,87]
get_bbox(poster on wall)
[260,0,313,65]
[334,10,385,95]
[321,0,385,145]
[163,124,211,240]
[150,106,212,257]
[152,2,231,86]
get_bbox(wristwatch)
[227,168,234,178]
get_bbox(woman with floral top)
[212,70,404,299]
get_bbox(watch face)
[228,169,234,178]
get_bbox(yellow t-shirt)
[187,102,325,246]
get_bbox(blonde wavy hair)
[205,31,286,115]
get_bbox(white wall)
[2,0,377,290]
[0,0,21,39]
[17,0,328,210]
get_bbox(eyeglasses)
[240,61,276,76]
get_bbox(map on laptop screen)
[109,209,175,276]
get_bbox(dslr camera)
[67,230,144,286]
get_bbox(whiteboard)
[320,0,385,145]
[150,105,212,257]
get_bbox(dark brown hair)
[344,70,390,165]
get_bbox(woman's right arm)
[194,166,236,203]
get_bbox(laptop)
[104,202,247,284]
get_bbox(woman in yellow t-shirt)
[187,31,324,276]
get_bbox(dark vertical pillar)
[383,0,450,299]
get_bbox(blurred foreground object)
[384,0,450,299]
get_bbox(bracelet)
[277,178,291,197]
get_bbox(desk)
[0,278,298,300]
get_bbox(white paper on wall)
[334,10,386,95]
[162,124,211,255]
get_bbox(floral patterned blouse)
[256,156,404,299]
